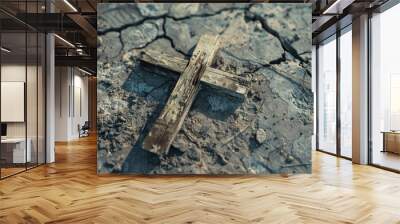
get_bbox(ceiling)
[1,0,396,74]
[311,0,390,44]
[0,0,97,74]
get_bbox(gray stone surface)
[256,129,267,144]
[97,3,312,175]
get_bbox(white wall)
[55,66,69,141]
[1,82,25,122]
[72,73,89,138]
[55,67,89,141]
[1,64,26,81]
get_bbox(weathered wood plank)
[139,50,187,74]
[140,50,311,89]
[142,35,220,155]
[139,51,248,97]
[203,67,248,97]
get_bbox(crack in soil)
[99,3,310,75]
[243,10,309,67]
[98,5,254,35]
[99,4,256,58]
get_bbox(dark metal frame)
[315,44,319,152]
[336,26,341,158]
[367,10,373,166]
[44,0,47,166]
[0,0,48,180]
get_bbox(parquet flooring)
[1,167,26,178]
[1,135,400,223]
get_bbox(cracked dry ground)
[97,3,313,175]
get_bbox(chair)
[79,121,90,138]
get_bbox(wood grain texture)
[1,135,400,223]
[203,67,248,97]
[139,50,248,97]
[142,35,220,155]
[139,50,188,74]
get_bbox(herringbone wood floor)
[1,135,400,224]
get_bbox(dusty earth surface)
[97,3,313,174]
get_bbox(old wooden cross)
[140,34,248,156]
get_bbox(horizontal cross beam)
[139,50,248,98]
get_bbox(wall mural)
[97,3,313,175]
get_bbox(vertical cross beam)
[142,35,220,155]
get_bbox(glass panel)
[0,0,46,179]
[38,32,45,165]
[27,31,38,169]
[26,0,38,169]
[318,36,337,154]
[340,29,352,158]
[371,4,400,171]
[312,45,317,150]
[1,31,27,177]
